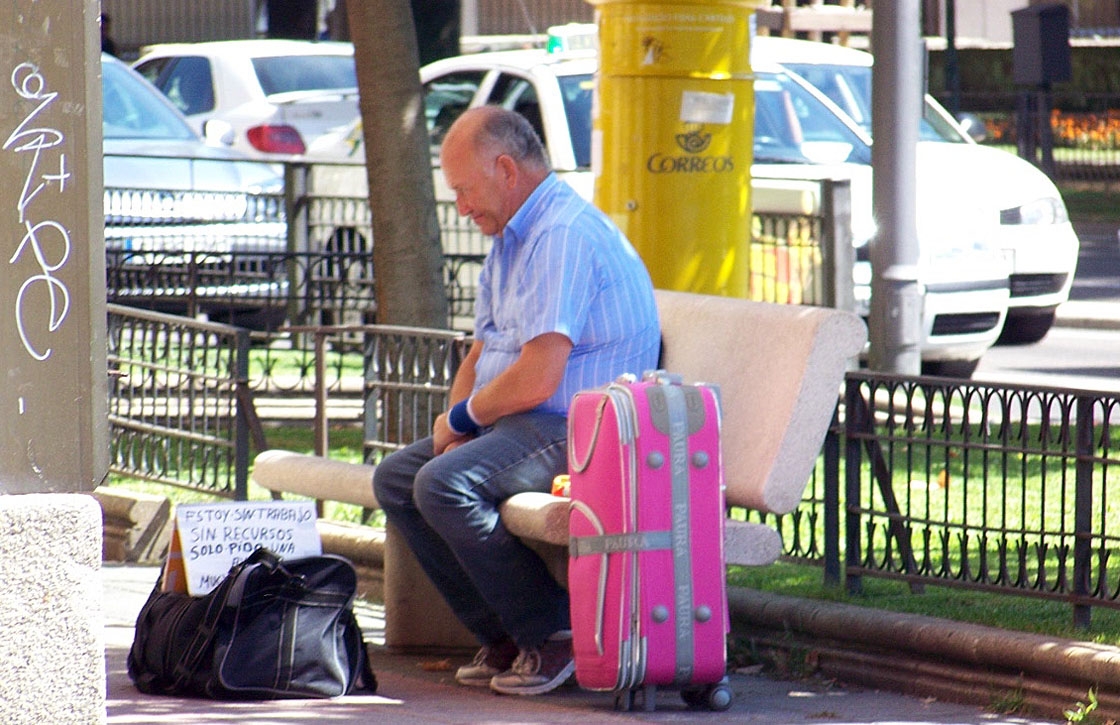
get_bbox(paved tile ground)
[102,564,1061,725]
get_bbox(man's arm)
[469,332,572,424]
[432,333,572,454]
[449,339,481,405]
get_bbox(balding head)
[440,106,553,236]
[442,106,550,172]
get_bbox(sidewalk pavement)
[101,564,1062,725]
[1061,224,1120,330]
[1054,298,1119,330]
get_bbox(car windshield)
[781,61,968,143]
[252,55,357,95]
[560,69,871,168]
[558,74,595,168]
[102,58,198,141]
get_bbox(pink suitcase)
[567,371,732,712]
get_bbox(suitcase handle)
[569,499,610,657]
[569,394,609,474]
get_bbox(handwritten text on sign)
[175,500,321,595]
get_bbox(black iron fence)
[106,304,260,499]
[106,305,467,498]
[107,305,1120,628]
[948,90,1120,182]
[753,371,1120,629]
[106,168,853,339]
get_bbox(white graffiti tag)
[4,62,72,360]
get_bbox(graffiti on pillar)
[3,62,73,361]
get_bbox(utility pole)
[868,1,922,374]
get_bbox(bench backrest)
[653,289,866,515]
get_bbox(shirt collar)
[501,172,558,246]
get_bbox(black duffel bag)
[127,547,377,699]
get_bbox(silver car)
[102,53,286,321]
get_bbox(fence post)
[844,375,864,595]
[1072,394,1094,629]
[233,328,252,501]
[284,162,311,328]
[823,403,842,587]
[821,178,855,314]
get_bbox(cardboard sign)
[163,500,321,595]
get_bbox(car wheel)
[921,358,980,379]
[997,308,1056,346]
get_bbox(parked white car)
[307,46,1011,377]
[758,35,1079,344]
[102,53,286,322]
[133,39,358,158]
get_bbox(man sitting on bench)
[372,106,660,696]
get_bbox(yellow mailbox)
[590,0,764,296]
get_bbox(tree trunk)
[346,0,447,328]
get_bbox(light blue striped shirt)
[473,173,660,415]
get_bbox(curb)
[1055,300,1119,331]
[729,587,1120,721]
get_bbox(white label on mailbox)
[680,91,734,125]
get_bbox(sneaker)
[489,630,575,696]
[455,640,519,687]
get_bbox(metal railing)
[754,371,1120,629]
[106,166,853,338]
[106,307,467,497]
[947,90,1120,182]
[106,304,262,499]
[108,302,1120,628]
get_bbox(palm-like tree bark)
[346,0,447,328]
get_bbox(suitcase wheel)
[681,678,733,711]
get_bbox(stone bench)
[252,289,867,652]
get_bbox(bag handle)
[170,547,281,689]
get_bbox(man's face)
[441,136,511,237]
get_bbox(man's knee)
[373,449,418,511]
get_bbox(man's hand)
[432,412,471,455]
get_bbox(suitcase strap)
[569,530,671,558]
[649,383,698,685]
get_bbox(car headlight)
[1000,197,1069,225]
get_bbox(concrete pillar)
[0,3,109,723]
[0,494,104,725]
[0,0,108,494]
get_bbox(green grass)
[247,345,364,381]
[731,560,1120,647]
[1058,183,1120,225]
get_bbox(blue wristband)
[447,399,480,436]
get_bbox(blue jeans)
[373,412,570,649]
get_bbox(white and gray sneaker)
[489,630,575,696]
[455,640,519,687]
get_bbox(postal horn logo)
[675,126,711,154]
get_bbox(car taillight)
[246,124,306,155]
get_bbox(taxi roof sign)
[547,23,597,53]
